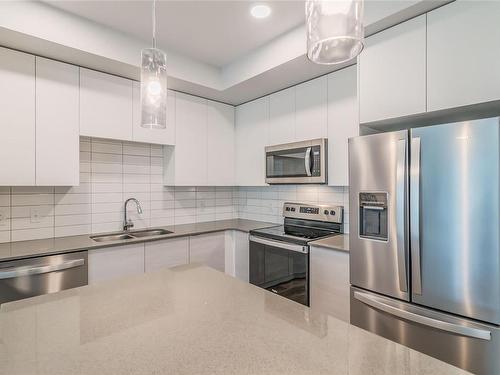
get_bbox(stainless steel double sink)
[90,229,172,243]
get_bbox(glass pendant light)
[141,0,167,129]
[306,0,364,65]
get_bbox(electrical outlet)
[31,208,41,223]
[0,208,8,227]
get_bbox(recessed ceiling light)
[251,4,271,19]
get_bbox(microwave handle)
[304,147,312,177]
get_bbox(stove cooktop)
[250,224,339,246]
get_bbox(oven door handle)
[249,235,308,254]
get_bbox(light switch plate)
[31,208,41,223]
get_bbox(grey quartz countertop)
[310,233,349,252]
[0,264,468,375]
[0,219,276,262]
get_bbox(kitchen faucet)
[123,198,143,231]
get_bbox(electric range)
[249,202,344,306]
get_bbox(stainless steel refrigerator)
[348,117,500,374]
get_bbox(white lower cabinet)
[310,245,350,322]
[144,237,189,273]
[88,243,145,284]
[233,231,249,282]
[223,230,249,281]
[189,232,225,273]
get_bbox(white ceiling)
[44,0,306,68]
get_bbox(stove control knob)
[291,207,296,212]
[323,210,329,215]
[330,210,336,216]
[285,207,290,211]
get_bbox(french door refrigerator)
[348,117,500,374]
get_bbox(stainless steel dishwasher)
[0,251,88,305]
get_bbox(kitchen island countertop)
[0,264,468,375]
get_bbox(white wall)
[235,186,349,233]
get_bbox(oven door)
[265,139,327,184]
[249,235,309,306]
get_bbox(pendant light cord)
[152,0,157,48]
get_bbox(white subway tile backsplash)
[55,224,91,237]
[11,205,54,218]
[54,214,91,227]
[55,204,91,216]
[0,195,10,207]
[55,193,91,205]
[123,142,150,156]
[11,217,53,230]
[12,227,53,242]
[91,163,122,174]
[12,194,54,206]
[92,152,123,164]
[91,141,122,155]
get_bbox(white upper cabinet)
[295,76,328,141]
[235,97,269,186]
[132,81,175,145]
[165,92,208,186]
[80,68,133,141]
[207,100,235,186]
[359,14,426,123]
[0,47,36,186]
[36,57,79,186]
[269,87,295,145]
[427,1,500,111]
[327,66,358,186]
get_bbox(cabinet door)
[132,81,175,145]
[234,231,249,282]
[145,237,189,273]
[174,92,207,185]
[88,243,144,284]
[295,76,328,141]
[189,232,225,272]
[310,245,350,322]
[36,57,79,186]
[207,100,235,186]
[235,97,269,186]
[427,1,500,111]
[359,15,426,123]
[0,47,35,186]
[327,66,358,186]
[80,68,133,141]
[269,87,295,145]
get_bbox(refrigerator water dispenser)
[359,192,388,241]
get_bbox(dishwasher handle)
[0,258,85,280]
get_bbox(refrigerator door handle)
[410,137,422,294]
[354,291,492,341]
[396,139,408,292]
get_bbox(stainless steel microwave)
[265,138,327,184]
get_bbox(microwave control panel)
[311,145,321,176]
